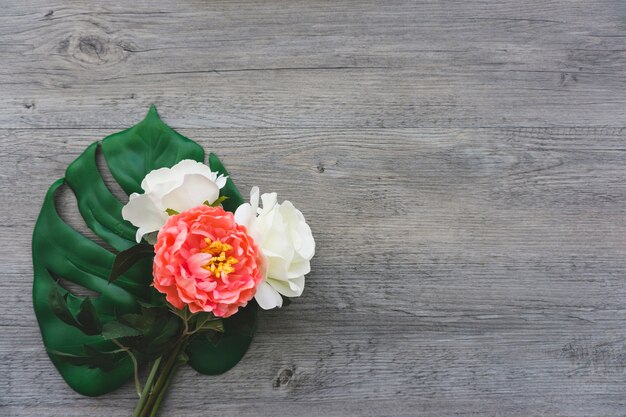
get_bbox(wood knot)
[78,36,105,58]
[59,33,132,66]
[273,366,295,388]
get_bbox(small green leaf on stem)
[48,288,79,328]
[190,313,224,335]
[83,345,127,372]
[49,346,126,372]
[203,331,224,347]
[109,243,154,283]
[204,196,229,207]
[76,298,102,335]
[165,208,179,216]
[198,318,224,333]
[48,287,103,336]
[102,321,144,340]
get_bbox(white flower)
[122,159,227,243]
[235,187,315,309]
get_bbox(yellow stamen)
[202,238,238,278]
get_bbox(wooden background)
[1,1,625,416]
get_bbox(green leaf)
[118,311,157,334]
[34,106,244,397]
[208,153,244,213]
[116,309,182,360]
[136,297,167,309]
[101,321,144,340]
[83,345,128,372]
[101,106,205,195]
[76,298,103,336]
[48,349,120,371]
[48,344,129,373]
[108,243,154,283]
[195,316,224,333]
[186,301,258,375]
[48,287,80,328]
[144,316,181,357]
[165,208,179,216]
[204,195,229,208]
[204,330,224,347]
[48,287,104,336]
[202,320,224,333]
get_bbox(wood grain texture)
[1,1,625,416]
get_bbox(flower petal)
[267,275,304,297]
[260,192,277,212]
[122,193,168,242]
[286,259,311,279]
[250,186,260,211]
[263,250,291,281]
[122,160,228,241]
[161,174,221,212]
[153,205,264,318]
[295,221,315,260]
[234,203,254,229]
[215,175,227,189]
[254,280,283,309]
[141,167,179,195]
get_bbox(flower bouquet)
[32,107,315,416]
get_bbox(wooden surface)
[1,1,626,416]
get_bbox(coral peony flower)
[122,160,227,243]
[153,205,263,317]
[235,187,315,310]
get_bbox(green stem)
[132,307,208,417]
[131,357,162,417]
[112,339,142,397]
[138,336,188,417]
[147,360,180,417]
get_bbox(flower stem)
[147,361,179,417]
[131,307,210,417]
[112,339,142,397]
[137,336,189,417]
[131,357,161,417]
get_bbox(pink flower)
[153,205,263,317]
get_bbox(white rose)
[122,159,227,243]
[235,187,315,309]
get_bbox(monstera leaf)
[33,106,257,396]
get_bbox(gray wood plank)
[0,1,624,128]
[2,127,626,416]
[1,0,626,415]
